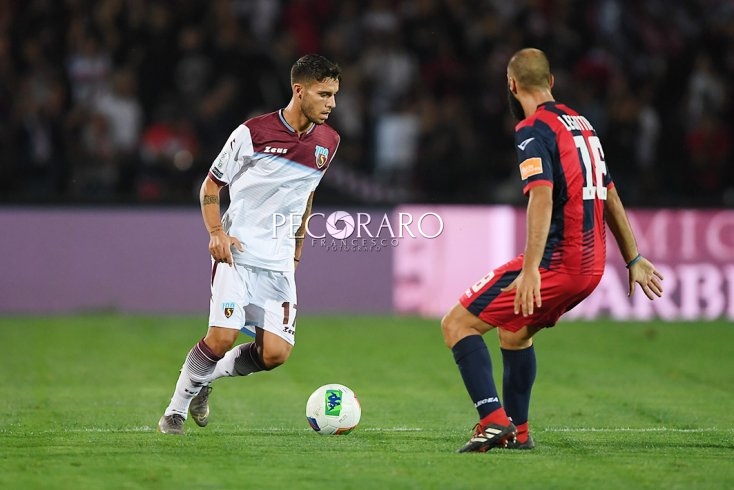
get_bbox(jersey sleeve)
[208,124,254,185]
[515,125,554,195]
[309,133,340,193]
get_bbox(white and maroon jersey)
[208,110,340,271]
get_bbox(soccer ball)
[305,383,361,435]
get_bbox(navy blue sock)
[452,335,502,419]
[501,345,537,426]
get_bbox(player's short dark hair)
[290,54,341,86]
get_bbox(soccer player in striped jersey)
[442,48,664,453]
[158,54,341,435]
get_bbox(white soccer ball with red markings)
[306,383,361,435]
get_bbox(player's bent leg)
[260,330,293,369]
[206,326,292,380]
[441,302,495,348]
[498,325,541,449]
[190,329,292,428]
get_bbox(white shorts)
[208,262,297,345]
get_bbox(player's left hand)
[501,268,542,317]
[628,256,664,300]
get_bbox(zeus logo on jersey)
[263,146,288,154]
[315,145,329,168]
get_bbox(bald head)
[508,48,552,91]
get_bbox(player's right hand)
[209,231,244,266]
[501,268,542,317]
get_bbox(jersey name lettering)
[557,114,594,132]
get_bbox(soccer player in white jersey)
[158,54,341,434]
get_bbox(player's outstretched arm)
[605,186,663,299]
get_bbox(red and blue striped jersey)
[515,102,614,275]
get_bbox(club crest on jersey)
[315,145,329,168]
[222,302,235,318]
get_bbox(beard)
[303,105,327,126]
[301,105,321,125]
[507,88,525,122]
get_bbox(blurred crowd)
[1,0,733,206]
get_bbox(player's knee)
[441,312,460,348]
[498,329,534,350]
[261,344,292,369]
[203,329,238,357]
[442,303,488,348]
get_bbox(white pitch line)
[363,427,423,432]
[543,427,729,433]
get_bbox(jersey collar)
[536,101,556,110]
[278,109,316,135]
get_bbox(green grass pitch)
[1,315,732,489]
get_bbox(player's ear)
[293,82,304,99]
[509,77,518,95]
[548,74,554,89]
